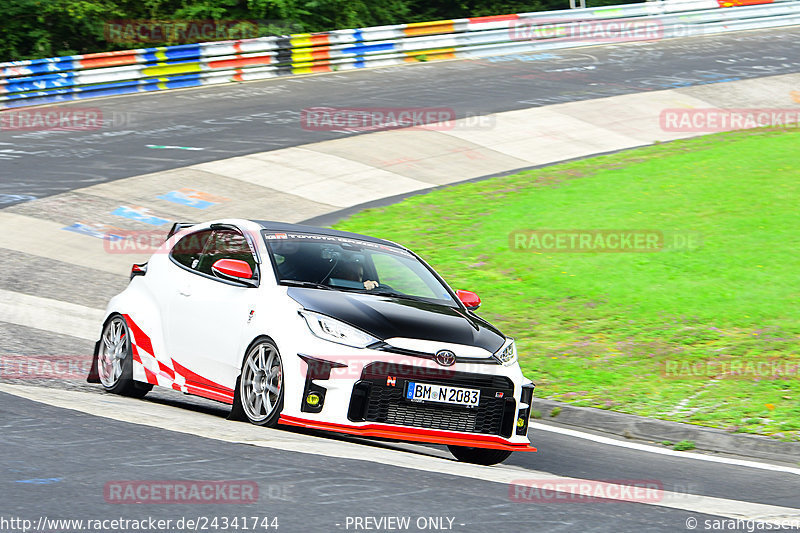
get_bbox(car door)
[166,226,260,398]
[162,228,212,372]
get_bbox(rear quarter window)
[170,230,212,270]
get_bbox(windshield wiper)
[280,280,332,290]
[353,287,433,303]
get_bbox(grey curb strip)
[301,148,800,466]
[300,146,638,228]
[533,399,800,464]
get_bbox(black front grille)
[349,363,516,437]
[386,403,476,433]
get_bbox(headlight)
[299,310,379,348]
[494,338,517,366]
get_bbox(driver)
[341,261,378,290]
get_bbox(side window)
[170,230,213,270]
[196,229,258,278]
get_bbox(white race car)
[88,219,536,465]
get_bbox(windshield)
[263,231,457,306]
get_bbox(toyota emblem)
[434,350,456,367]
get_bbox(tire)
[236,338,284,427]
[98,314,152,398]
[447,445,513,466]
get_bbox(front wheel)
[236,339,284,427]
[98,315,151,398]
[447,445,512,466]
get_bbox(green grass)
[673,440,696,451]
[334,128,800,440]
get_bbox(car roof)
[252,220,406,250]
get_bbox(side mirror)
[456,289,481,310]
[211,258,254,284]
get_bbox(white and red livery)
[89,219,535,465]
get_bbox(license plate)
[406,381,481,407]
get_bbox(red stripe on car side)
[118,314,232,403]
[157,361,175,380]
[122,314,154,356]
[143,366,158,384]
[185,384,234,404]
[171,359,234,395]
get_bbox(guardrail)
[1,0,798,109]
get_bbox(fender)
[86,339,102,383]
[89,281,167,386]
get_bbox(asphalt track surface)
[1,27,800,202]
[1,394,696,533]
[2,27,800,533]
[2,389,799,533]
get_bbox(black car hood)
[287,287,506,353]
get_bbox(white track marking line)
[0,383,797,525]
[531,422,800,476]
[0,289,103,341]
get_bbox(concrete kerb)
[533,399,800,465]
[300,145,642,227]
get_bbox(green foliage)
[405,0,552,22]
[0,0,124,58]
[673,440,696,451]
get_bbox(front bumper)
[349,362,516,435]
[284,352,535,451]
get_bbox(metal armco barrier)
[1,0,798,109]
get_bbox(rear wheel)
[98,315,151,398]
[237,339,284,427]
[447,445,512,466]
